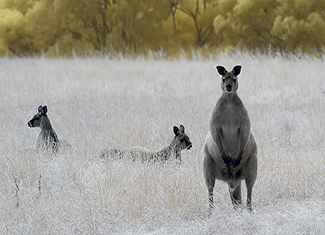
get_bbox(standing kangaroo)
[203,65,257,211]
[28,105,69,152]
[101,125,192,163]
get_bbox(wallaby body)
[28,105,70,153]
[101,125,192,163]
[203,65,257,211]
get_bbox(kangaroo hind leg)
[244,151,258,211]
[203,148,217,213]
[245,175,256,211]
[228,181,242,209]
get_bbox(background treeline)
[1,0,325,58]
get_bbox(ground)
[0,54,324,234]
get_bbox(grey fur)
[28,105,70,152]
[101,125,192,163]
[203,65,258,211]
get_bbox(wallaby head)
[28,105,48,128]
[172,124,192,152]
[216,65,242,93]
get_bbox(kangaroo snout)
[187,142,192,150]
[226,84,232,91]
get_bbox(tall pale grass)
[0,54,324,234]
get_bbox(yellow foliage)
[214,0,325,57]
[216,0,237,13]
[306,12,325,33]
[272,8,325,53]
[277,0,313,19]
[0,0,324,57]
[0,0,35,14]
[0,8,25,56]
[234,0,269,18]
[213,15,229,35]
[46,33,93,57]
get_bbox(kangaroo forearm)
[234,132,250,166]
[217,135,225,155]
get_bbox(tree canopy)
[0,0,324,58]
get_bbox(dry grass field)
[0,54,324,234]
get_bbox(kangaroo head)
[216,65,241,93]
[28,105,48,128]
[173,124,192,151]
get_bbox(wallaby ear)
[216,66,227,76]
[179,124,185,133]
[232,65,242,76]
[42,105,48,115]
[173,126,180,136]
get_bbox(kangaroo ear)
[42,106,48,115]
[216,66,227,76]
[179,124,185,133]
[232,65,241,76]
[38,105,43,113]
[173,126,180,136]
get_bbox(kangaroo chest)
[213,101,248,130]
[210,97,250,158]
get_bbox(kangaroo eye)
[233,79,237,82]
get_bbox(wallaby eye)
[233,79,237,83]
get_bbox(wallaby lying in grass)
[28,105,71,153]
[101,125,192,163]
[203,65,258,211]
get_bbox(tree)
[167,0,178,43]
[0,0,36,56]
[178,0,215,48]
[213,0,325,57]
[272,0,325,58]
